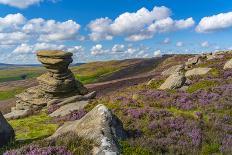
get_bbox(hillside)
[1,51,232,155]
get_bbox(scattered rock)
[185,55,205,69]
[185,67,212,77]
[224,58,232,70]
[49,101,89,117]
[161,64,185,76]
[49,104,127,154]
[0,112,15,147]
[4,109,32,120]
[207,53,224,60]
[159,72,186,90]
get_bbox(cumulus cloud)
[12,43,84,55]
[0,13,81,45]
[112,44,125,53]
[88,6,194,41]
[23,18,81,42]
[196,12,232,33]
[0,32,29,45]
[91,44,109,55]
[0,13,26,32]
[0,0,57,9]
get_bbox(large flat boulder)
[4,109,32,120]
[49,104,127,154]
[224,58,232,70]
[0,112,15,147]
[49,101,89,117]
[159,73,186,90]
[185,67,211,77]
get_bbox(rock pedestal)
[36,50,87,95]
[5,50,93,120]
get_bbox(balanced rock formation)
[5,50,94,119]
[49,104,127,154]
[185,67,212,77]
[159,72,186,90]
[0,112,15,147]
[224,58,232,70]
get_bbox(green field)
[0,67,45,83]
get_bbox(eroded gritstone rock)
[49,104,127,155]
[5,50,95,120]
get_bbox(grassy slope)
[2,53,232,154]
[0,67,45,83]
[85,52,232,154]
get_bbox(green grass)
[75,68,119,84]
[9,113,58,140]
[187,80,219,93]
[72,60,134,84]
[0,88,24,101]
[0,67,44,83]
[120,141,153,155]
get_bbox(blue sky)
[0,0,232,64]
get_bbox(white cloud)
[148,17,194,33]
[196,12,232,33]
[88,6,194,41]
[154,50,162,57]
[201,41,209,47]
[0,13,26,32]
[125,32,153,42]
[176,41,184,47]
[112,44,125,53]
[23,18,81,42]
[0,32,29,45]
[91,44,108,55]
[66,46,84,53]
[12,43,84,54]
[0,0,57,9]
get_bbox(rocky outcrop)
[0,112,15,147]
[185,55,205,69]
[185,67,212,77]
[224,58,232,70]
[207,53,224,60]
[5,50,95,119]
[161,64,185,76]
[159,72,186,90]
[49,104,127,154]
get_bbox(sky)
[0,0,232,64]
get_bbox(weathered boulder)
[185,55,205,69]
[159,72,186,90]
[161,64,185,76]
[224,58,232,70]
[4,109,32,120]
[0,112,15,147]
[49,101,89,117]
[49,104,127,154]
[185,67,212,77]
